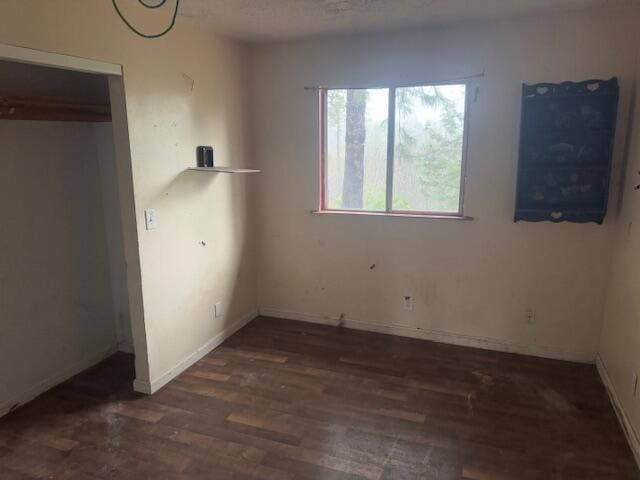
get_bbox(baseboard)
[0,343,119,419]
[132,378,152,395]
[258,307,594,364]
[134,309,258,395]
[117,340,134,354]
[596,356,640,468]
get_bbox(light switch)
[144,209,157,230]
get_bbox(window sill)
[311,210,474,221]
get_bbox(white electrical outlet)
[525,308,536,324]
[403,296,414,312]
[214,302,224,318]
[144,209,157,230]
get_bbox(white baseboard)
[596,356,640,468]
[0,343,119,419]
[258,307,594,364]
[134,309,258,395]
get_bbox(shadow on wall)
[144,167,256,376]
[0,121,120,414]
[616,80,638,217]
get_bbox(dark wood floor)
[0,317,637,479]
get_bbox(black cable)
[112,0,179,39]
[137,0,168,8]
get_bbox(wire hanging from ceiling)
[137,0,168,8]
[112,0,180,39]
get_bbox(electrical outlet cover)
[525,308,536,324]
[403,296,414,312]
[144,209,156,230]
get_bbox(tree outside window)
[323,83,468,215]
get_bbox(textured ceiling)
[178,0,638,42]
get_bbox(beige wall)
[599,49,640,454]
[95,123,133,352]
[0,0,257,390]
[0,121,118,413]
[3,1,640,409]
[250,9,640,362]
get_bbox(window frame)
[318,81,472,218]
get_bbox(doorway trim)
[0,43,122,76]
[0,42,151,396]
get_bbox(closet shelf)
[187,167,261,174]
[0,96,111,122]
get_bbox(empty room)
[2,0,640,478]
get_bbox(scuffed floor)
[0,316,637,479]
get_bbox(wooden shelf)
[0,96,111,122]
[187,167,261,174]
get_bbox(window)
[320,83,469,216]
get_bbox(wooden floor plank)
[0,316,638,479]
